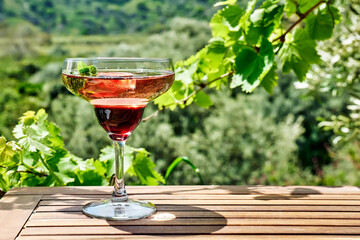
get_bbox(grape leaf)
[261,64,278,94]
[246,3,284,44]
[194,91,213,109]
[53,172,74,185]
[57,156,79,175]
[98,145,135,177]
[45,147,68,172]
[76,169,106,186]
[231,39,274,92]
[176,62,197,85]
[260,0,281,8]
[0,137,20,163]
[199,39,228,80]
[214,0,237,7]
[47,122,64,148]
[239,0,257,28]
[284,0,297,16]
[220,5,244,29]
[279,28,320,81]
[210,10,230,39]
[306,4,342,40]
[130,150,165,185]
[231,47,263,90]
[298,0,316,14]
[18,136,51,154]
[19,110,36,126]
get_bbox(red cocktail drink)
[62,58,174,220]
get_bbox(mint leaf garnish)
[77,61,97,76]
[89,65,97,76]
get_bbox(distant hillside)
[0,0,218,35]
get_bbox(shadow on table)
[147,185,353,200]
[105,204,227,235]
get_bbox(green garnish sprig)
[77,61,97,76]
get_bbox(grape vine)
[148,0,341,119]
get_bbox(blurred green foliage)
[306,0,360,185]
[0,0,359,192]
[0,109,170,191]
[0,0,217,34]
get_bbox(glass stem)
[112,140,128,201]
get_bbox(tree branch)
[18,170,48,178]
[272,1,325,43]
[142,71,234,122]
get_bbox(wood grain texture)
[25,218,360,227]
[19,226,360,235]
[0,194,42,240]
[37,199,360,206]
[2,185,360,239]
[7,185,360,195]
[16,235,360,240]
[33,204,360,213]
[40,193,360,200]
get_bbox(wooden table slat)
[16,235,360,240]
[7,185,360,195]
[0,194,42,240]
[41,193,360,200]
[19,225,360,235]
[30,210,360,219]
[1,185,360,239]
[25,218,360,227]
[33,204,360,213]
[37,199,360,206]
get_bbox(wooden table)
[2,186,360,239]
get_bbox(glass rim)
[64,57,172,62]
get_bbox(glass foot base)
[82,199,156,220]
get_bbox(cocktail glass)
[62,58,174,220]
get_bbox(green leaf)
[88,65,97,76]
[0,137,20,163]
[76,169,105,186]
[53,172,74,185]
[47,122,64,148]
[98,145,135,178]
[13,109,65,156]
[306,4,341,40]
[232,39,274,92]
[0,174,9,192]
[210,10,230,39]
[165,157,204,185]
[45,147,68,172]
[239,0,257,28]
[176,62,197,85]
[194,91,213,109]
[214,0,237,7]
[284,0,297,16]
[98,145,115,177]
[198,40,228,81]
[246,3,284,44]
[18,137,51,154]
[260,0,280,8]
[279,28,320,81]
[77,61,89,76]
[57,156,79,175]
[298,0,316,14]
[220,5,244,29]
[19,110,36,126]
[208,38,227,54]
[232,47,262,89]
[261,64,278,94]
[131,151,165,185]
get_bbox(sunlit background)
[0,0,359,187]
